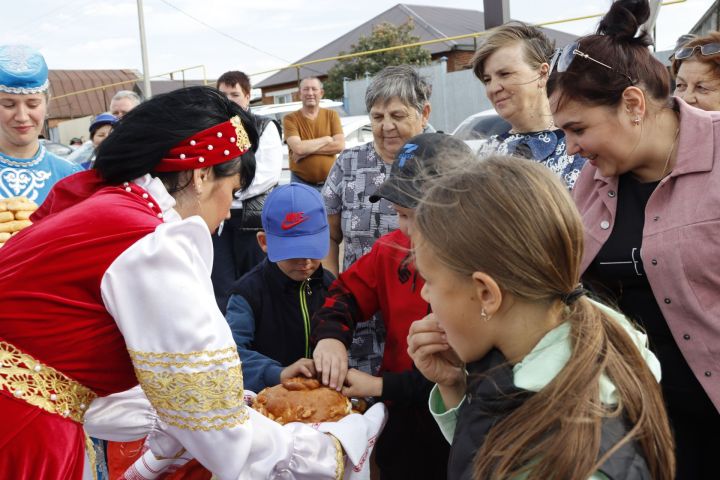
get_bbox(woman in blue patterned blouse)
[471,22,586,189]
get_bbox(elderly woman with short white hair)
[320,64,431,376]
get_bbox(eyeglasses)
[674,42,720,60]
[549,42,635,85]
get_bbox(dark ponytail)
[548,0,670,108]
[597,0,652,45]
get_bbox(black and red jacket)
[311,228,449,479]
[312,229,429,389]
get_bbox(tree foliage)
[323,19,432,100]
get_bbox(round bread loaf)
[252,377,351,425]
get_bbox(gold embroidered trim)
[128,346,236,361]
[155,447,187,460]
[129,355,238,368]
[0,341,96,424]
[161,409,250,431]
[130,347,247,431]
[135,365,244,414]
[329,434,345,480]
[85,433,98,480]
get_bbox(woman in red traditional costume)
[0,85,384,479]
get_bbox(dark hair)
[671,31,720,78]
[89,123,112,140]
[89,113,117,140]
[547,0,670,108]
[94,86,258,191]
[217,70,251,95]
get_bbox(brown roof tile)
[48,69,140,120]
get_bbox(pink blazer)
[573,98,720,412]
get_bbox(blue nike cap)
[261,183,329,262]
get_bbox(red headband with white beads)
[154,115,252,172]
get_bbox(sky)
[2,0,714,83]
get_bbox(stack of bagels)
[0,196,37,248]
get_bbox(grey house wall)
[342,60,494,133]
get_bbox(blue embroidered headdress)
[0,45,49,95]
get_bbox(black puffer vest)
[229,259,333,365]
[234,115,283,231]
[449,349,652,480]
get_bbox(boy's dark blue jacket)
[225,258,334,392]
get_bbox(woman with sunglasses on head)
[471,22,586,189]
[672,31,720,112]
[0,86,383,479]
[548,0,720,477]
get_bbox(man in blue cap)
[223,183,335,393]
[0,45,81,204]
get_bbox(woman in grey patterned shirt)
[472,22,586,189]
[320,65,430,375]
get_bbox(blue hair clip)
[397,143,418,168]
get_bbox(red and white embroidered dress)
[0,171,363,479]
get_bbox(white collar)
[132,174,182,223]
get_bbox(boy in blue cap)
[225,183,335,392]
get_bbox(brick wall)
[444,51,475,72]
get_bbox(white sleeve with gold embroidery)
[101,217,343,480]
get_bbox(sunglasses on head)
[549,41,635,85]
[674,42,720,60]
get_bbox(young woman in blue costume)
[0,45,80,203]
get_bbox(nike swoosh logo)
[281,216,308,230]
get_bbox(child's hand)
[341,368,382,398]
[313,338,348,391]
[407,313,465,389]
[280,358,316,383]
